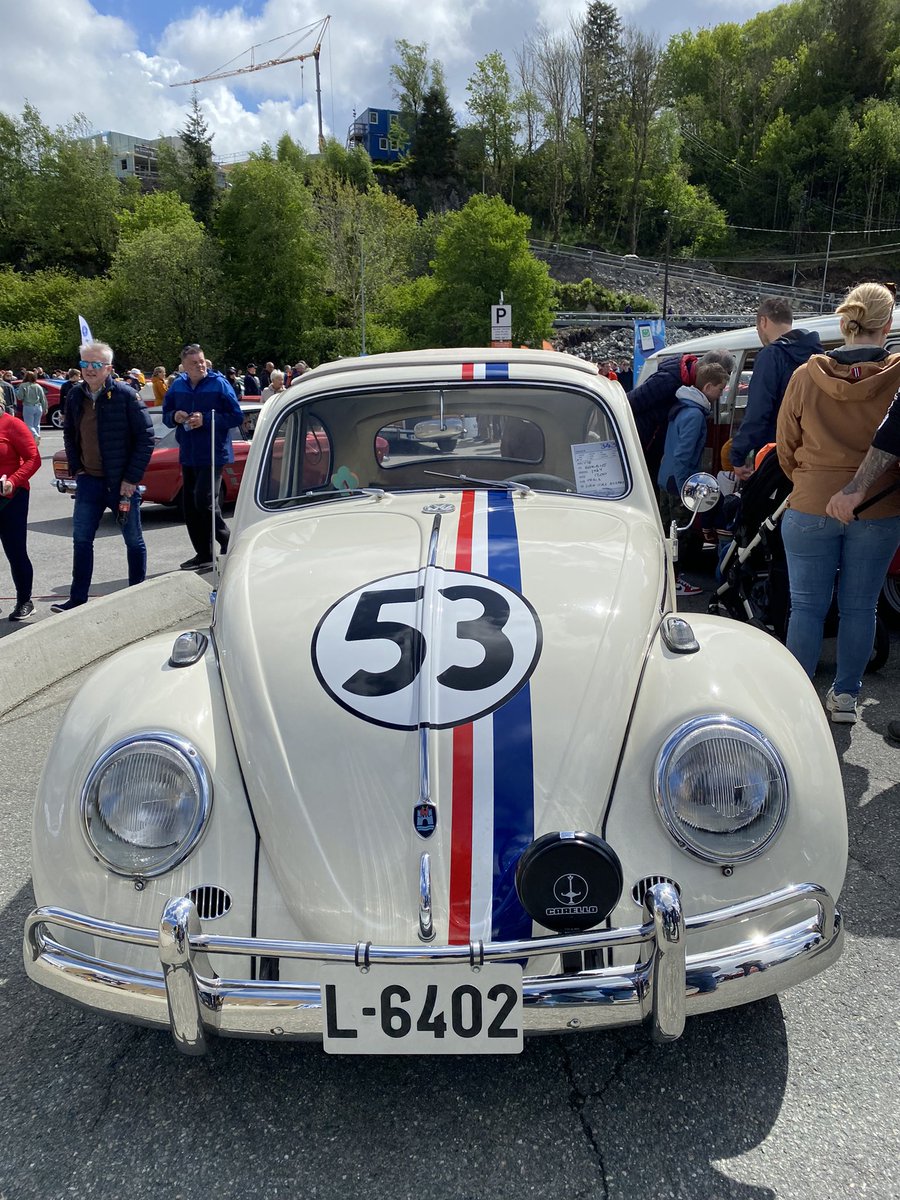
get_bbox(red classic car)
[12,378,64,428]
[52,405,388,507]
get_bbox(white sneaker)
[826,688,858,725]
[674,577,702,597]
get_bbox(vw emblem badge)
[414,802,437,838]
[422,503,455,514]
[553,873,588,906]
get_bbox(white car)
[24,348,846,1056]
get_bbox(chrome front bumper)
[24,882,842,1055]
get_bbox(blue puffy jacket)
[162,371,245,467]
[63,380,154,486]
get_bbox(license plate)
[321,963,523,1054]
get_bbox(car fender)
[32,631,259,975]
[604,614,847,944]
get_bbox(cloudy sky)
[2,0,782,159]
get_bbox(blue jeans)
[69,474,146,603]
[782,508,900,695]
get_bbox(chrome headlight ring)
[80,732,212,878]
[655,716,788,864]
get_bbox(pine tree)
[178,90,218,228]
[411,86,459,213]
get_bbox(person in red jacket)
[0,409,41,620]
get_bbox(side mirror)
[670,472,721,542]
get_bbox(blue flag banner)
[78,315,93,346]
[632,318,666,381]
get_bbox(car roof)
[646,305,900,362]
[302,347,601,383]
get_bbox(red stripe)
[461,362,474,380]
[455,489,475,570]
[448,721,474,943]
[448,491,477,942]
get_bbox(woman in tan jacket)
[776,281,900,724]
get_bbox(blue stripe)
[486,493,535,942]
[485,362,509,380]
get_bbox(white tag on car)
[321,963,523,1054]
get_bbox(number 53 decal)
[312,569,542,729]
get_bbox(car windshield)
[258,383,629,508]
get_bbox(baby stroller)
[709,447,890,671]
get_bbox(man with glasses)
[163,343,245,571]
[51,342,154,612]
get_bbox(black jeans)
[0,487,34,604]
[181,464,230,558]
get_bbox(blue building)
[346,107,410,162]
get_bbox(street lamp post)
[662,209,671,322]
[820,229,834,314]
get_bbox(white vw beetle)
[25,348,846,1056]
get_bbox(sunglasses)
[79,360,110,370]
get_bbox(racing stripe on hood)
[448,491,535,944]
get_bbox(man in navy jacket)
[53,341,154,611]
[163,343,245,571]
[731,297,822,478]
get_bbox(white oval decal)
[311,568,542,730]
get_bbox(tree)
[30,117,124,275]
[410,86,459,213]
[160,90,219,227]
[216,158,323,362]
[424,194,554,347]
[308,173,419,354]
[116,191,197,241]
[102,220,223,366]
[276,133,307,173]
[0,103,53,269]
[390,40,430,138]
[465,51,521,197]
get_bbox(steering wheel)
[506,473,574,492]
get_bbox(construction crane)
[170,15,330,151]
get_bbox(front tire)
[880,575,900,625]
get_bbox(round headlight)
[655,717,787,863]
[81,734,211,877]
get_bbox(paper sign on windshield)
[571,441,626,496]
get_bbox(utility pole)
[360,237,366,356]
[820,229,834,313]
[662,210,672,321]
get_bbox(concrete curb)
[0,571,213,720]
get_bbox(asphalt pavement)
[0,442,899,1200]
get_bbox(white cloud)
[0,0,783,160]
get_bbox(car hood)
[216,490,663,946]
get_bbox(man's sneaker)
[8,600,34,621]
[674,576,702,597]
[826,688,858,725]
[180,555,213,571]
[50,598,86,613]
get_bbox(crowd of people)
[627,282,900,729]
[0,342,310,624]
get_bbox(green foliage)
[216,157,323,362]
[314,138,375,191]
[101,220,224,366]
[410,86,459,214]
[159,91,219,228]
[553,278,654,312]
[424,194,554,346]
[116,191,197,241]
[276,133,307,173]
[0,267,104,367]
[466,52,520,196]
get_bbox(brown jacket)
[776,352,900,518]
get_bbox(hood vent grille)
[188,885,232,921]
[631,876,681,907]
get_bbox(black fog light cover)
[515,831,623,932]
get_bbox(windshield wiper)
[423,471,532,493]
